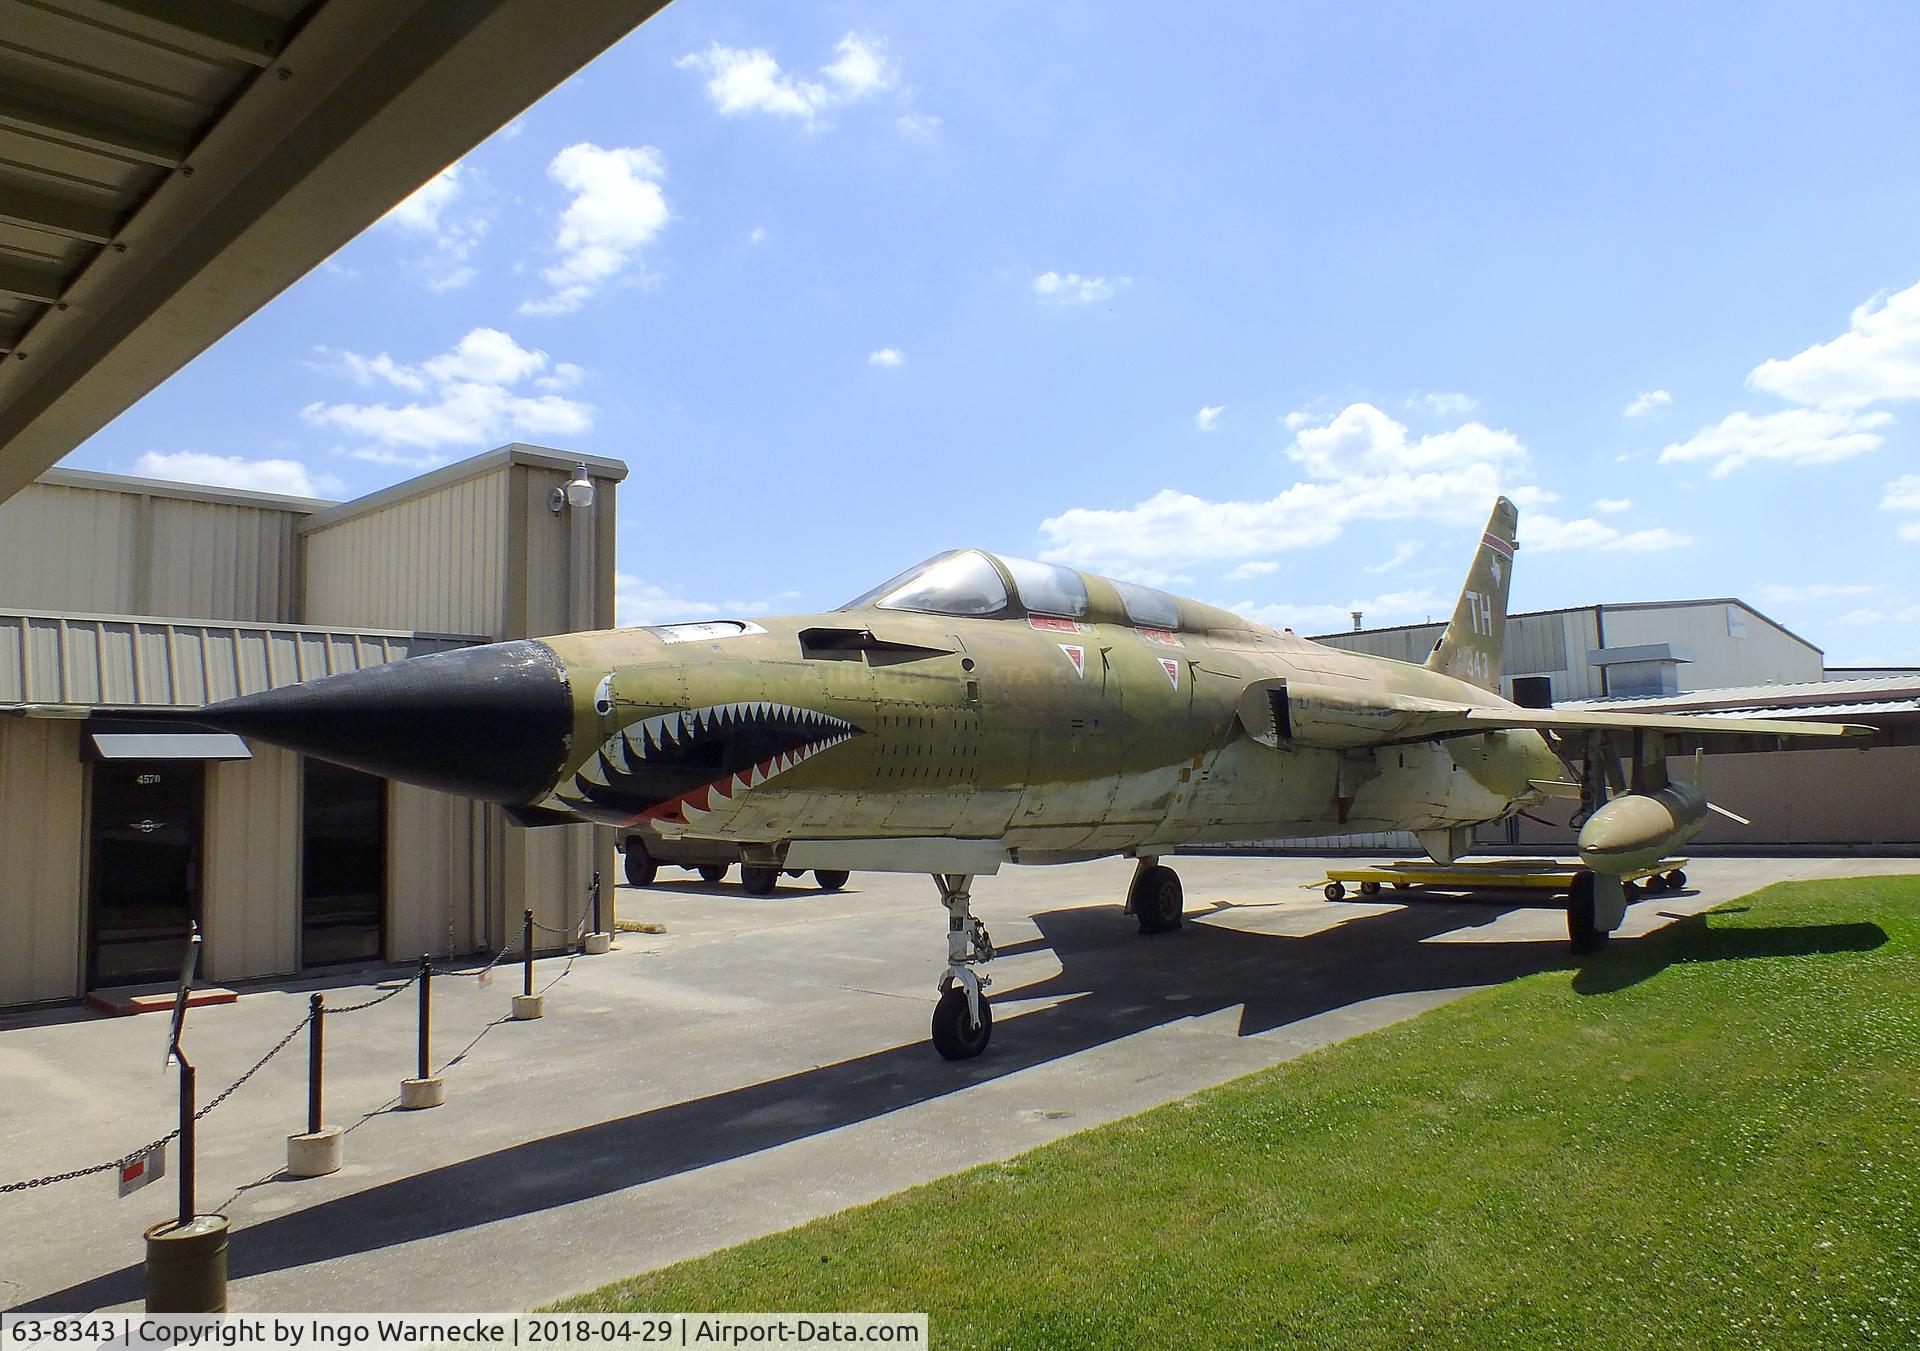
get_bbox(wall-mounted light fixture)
[550,463,596,513]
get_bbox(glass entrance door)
[88,761,205,988]
[302,759,387,965]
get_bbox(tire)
[930,986,992,1060]
[697,864,728,884]
[1567,872,1607,955]
[740,865,778,896]
[1665,869,1687,891]
[1324,881,1346,902]
[814,869,851,891]
[623,844,658,889]
[1359,880,1382,897]
[1133,865,1184,934]
[1392,881,1411,890]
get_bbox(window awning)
[85,722,251,762]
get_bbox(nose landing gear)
[931,873,995,1060]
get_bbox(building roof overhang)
[0,0,671,505]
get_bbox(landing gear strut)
[931,873,994,1060]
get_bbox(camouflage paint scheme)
[533,500,1564,869]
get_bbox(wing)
[1236,678,1873,751]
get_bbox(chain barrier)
[322,972,419,1014]
[527,885,597,940]
[431,935,515,980]
[0,1011,313,1195]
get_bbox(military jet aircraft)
[198,498,1866,1058]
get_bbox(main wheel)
[1567,872,1607,955]
[1133,865,1185,934]
[1359,880,1383,897]
[740,865,778,896]
[930,986,992,1060]
[1324,881,1347,902]
[814,869,851,891]
[697,864,728,883]
[624,844,658,889]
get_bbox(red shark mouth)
[549,702,859,827]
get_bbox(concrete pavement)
[2,853,1910,1312]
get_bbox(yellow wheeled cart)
[1312,857,1690,904]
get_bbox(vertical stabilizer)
[1425,497,1517,693]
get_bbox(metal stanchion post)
[583,868,611,954]
[402,955,444,1108]
[145,925,228,1312]
[513,908,545,1019]
[287,992,342,1175]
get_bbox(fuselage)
[533,595,1564,864]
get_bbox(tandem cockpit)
[840,548,1187,630]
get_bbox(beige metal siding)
[0,482,302,622]
[0,719,86,1004]
[387,789,498,960]
[1601,604,1822,693]
[504,823,616,955]
[202,745,299,982]
[0,610,470,708]
[302,467,509,636]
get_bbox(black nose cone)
[199,640,572,805]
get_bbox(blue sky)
[65,1,1920,663]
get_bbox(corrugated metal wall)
[203,745,300,981]
[0,719,86,1004]
[0,481,302,622]
[302,467,510,635]
[0,611,467,706]
[387,788,497,961]
[1602,604,1822,693]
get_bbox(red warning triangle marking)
[1159,658,1180,689]
[1059,643,1085,677]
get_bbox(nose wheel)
[931,873,994,1060]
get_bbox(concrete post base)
[581,931,612,955]
[511,993,545,1020]
[400,1076,445,1109]
[286,1125,343,1177]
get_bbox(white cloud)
[1882,474,1920,512]
[1658,407,1892,477]
[748,226,769,245]
[134,452,341,499]
[1228,588,1454,634]
[677,33,898,128]
[1522,513,1691,553]
[1623,389,1672,418]
[897,112,942,139]
[1195,404,1224,431]
[1225,559,1280,581]
[1362,540,1423,574]
[1748,279,1920,410]
[1286,402,1526,479]
[615,576,786,628]
[868,347,905,367]
[1757,582,1875,605]
[1835,608,1887,626]
[1901,524,1920,543]
[303,328,593,451]
[1592,497,1634,514]
[1038,401,1691,578]
[382,164,488,292]
[522,143,669,316]
[1423,391,1477,416]
[1033,271,1129,305]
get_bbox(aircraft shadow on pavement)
[21,898,1882,1312]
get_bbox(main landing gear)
[1128,857,1185,935]
[930,873,995,1060]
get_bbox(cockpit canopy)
[841,549,1184,630]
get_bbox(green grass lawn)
[555,877,1920,1349]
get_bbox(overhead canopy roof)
[0,0,670,503]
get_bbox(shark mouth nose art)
[551,702,860,826]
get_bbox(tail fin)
[1425,496,1517,693]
